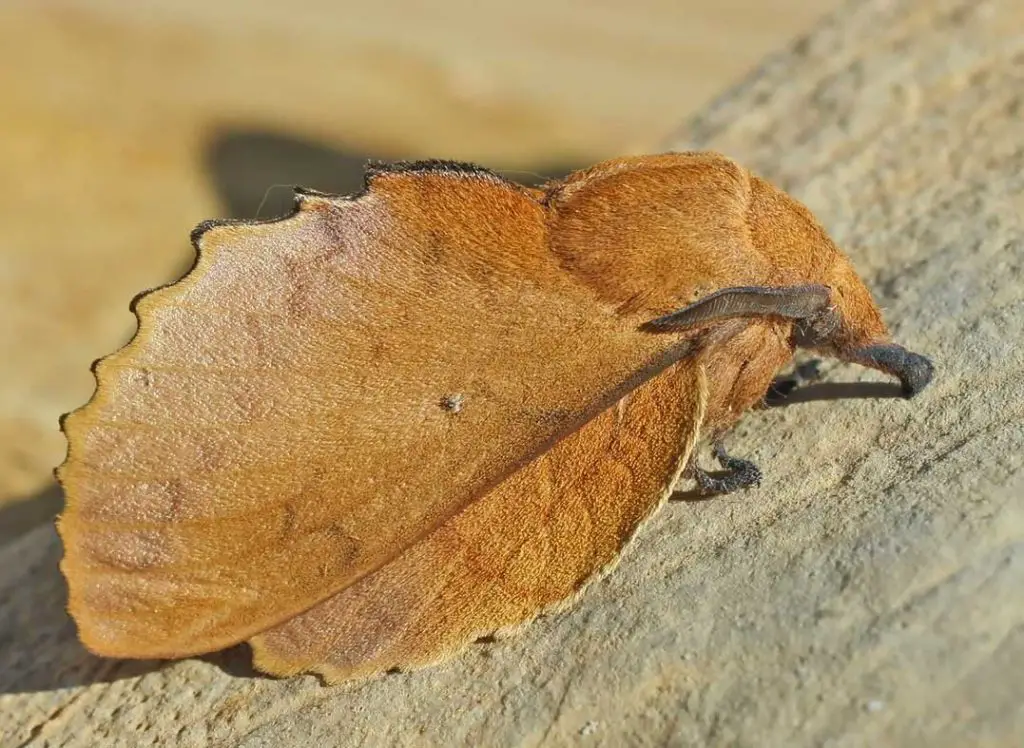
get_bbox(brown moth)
[56,152,933,683]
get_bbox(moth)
[56,152,933,683]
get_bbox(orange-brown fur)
[56,152,924,683]
[545,152,893,436]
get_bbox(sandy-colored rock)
[2,0,1022,745]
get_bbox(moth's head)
[806,255,890,354]
[744,177,890,352]
[793,254,933,397]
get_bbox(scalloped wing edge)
[56,157,524,479]
[54,158,529,655]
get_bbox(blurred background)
[0,0,841,541]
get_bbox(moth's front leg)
[764,359,823,404]
[793,307,934,398]
[847,344,934,397]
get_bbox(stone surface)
[2,0,1022,745]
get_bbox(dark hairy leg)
[764,359,823,404]
[849,344,934,397]
[692,441,762,495]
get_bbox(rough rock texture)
[2,0,1022,745]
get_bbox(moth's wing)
[249,358,707,682]
[56,163,687,659]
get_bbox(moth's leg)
[846,344,934,397]
[765,359,823,403]
[794,313,933,399]
[692,441,762,495]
